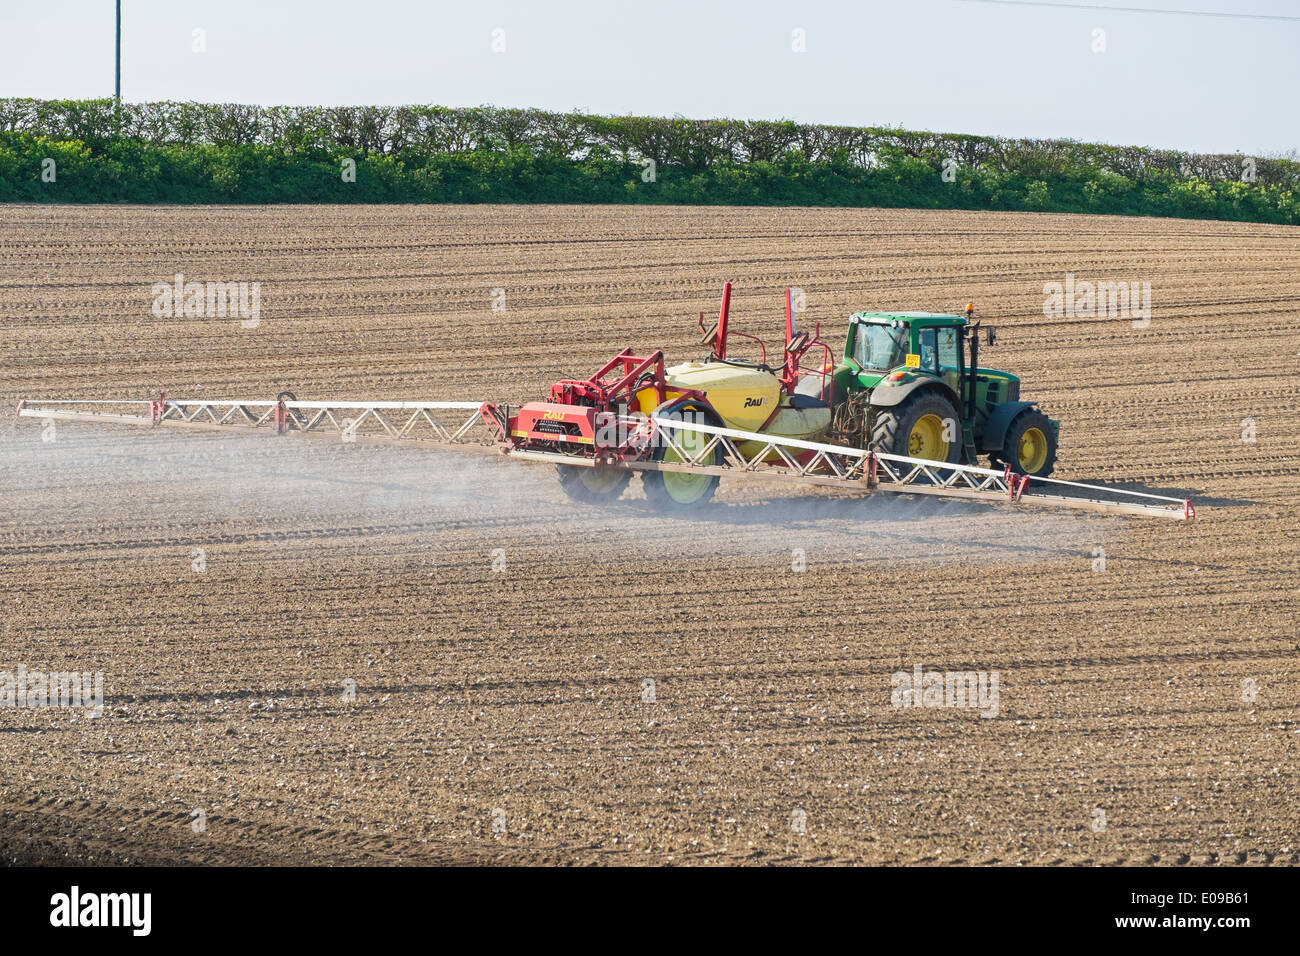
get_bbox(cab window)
[919,328,938,372]
[936,327,958,369]
[919,328,959,370]
[921,326,960,391]
[852,323,909,372]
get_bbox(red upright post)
[785,286,795,344]
[783,287,796,387]
[716,282,732,361]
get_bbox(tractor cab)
[843,312,970,395]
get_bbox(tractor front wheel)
[1000,410,1058,479]
[556,464,632,503]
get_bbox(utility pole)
[115,0,121,101]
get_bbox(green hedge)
[1,99,1297,224]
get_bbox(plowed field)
[0,204,1296,865]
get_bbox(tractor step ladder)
[961,422,978,467]
[15,397,1194,520]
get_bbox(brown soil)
[0,203,1296,865]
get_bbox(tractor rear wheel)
[871,392,964,468]
[1000,409,1058,479]
[556,464,632,503]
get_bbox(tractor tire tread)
[870,391,963,465]
[1002,409,1059,479]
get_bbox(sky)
[0,0,1296,155]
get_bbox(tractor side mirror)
[699,321,719,346]
[986,326,997,346]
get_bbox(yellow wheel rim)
[908,413,949,461]
[1017,426,1049,474]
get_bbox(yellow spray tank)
[633,283,833,455]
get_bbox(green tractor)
[827,306,1059,477]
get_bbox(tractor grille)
[1006,381,1020,402]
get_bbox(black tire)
[642,400,721,510]
[870,391,964,467]
[1001,409,1058,479]
[556,464,632,503]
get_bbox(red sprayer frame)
[548,348,668,408]
[781,287,833,401]
[715,282,731,360]
[485,348,704,457]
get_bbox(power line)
[952,0,1300,23]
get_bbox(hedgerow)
[2,99,1295,223]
